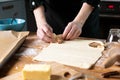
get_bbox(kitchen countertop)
[0,32,120,80]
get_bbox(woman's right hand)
[37,23,53,43]
[33,6,53,43]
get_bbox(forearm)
[73,2,94,28]
[33,6,46,28]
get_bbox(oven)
[99,0,120,39]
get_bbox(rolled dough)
[33,39,104,69]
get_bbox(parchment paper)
[0,30,29,68]
[34,39,104,69]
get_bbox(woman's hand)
[37,23,53,43]
[62,21,82,40]
[62,2,94,40]
[33,6,54,43]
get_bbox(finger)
[70,29,81,40]
[38,29,53,43]
[63,23,72,39]
[42,25,53,38]
[65,23,80,40]
[43,36,53,43]
[65,27,76,40]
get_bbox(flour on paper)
[33,39,104,69]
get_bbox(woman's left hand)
[62,21,82,40]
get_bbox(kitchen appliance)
[99,0,120,17]
[99,0,120,39]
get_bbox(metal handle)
[2,5,14,10]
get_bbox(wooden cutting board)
[0,62,103,80]
[0,62,79,80]
[34,39,104,69]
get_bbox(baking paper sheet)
[0,30,29,68]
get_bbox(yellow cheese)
[22,64,51,80]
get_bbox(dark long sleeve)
[82,0,100,8]
[29,0,45,11]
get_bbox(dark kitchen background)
[99,0,120,39]
[0,0,120,39]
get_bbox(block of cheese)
[22,64,51,80]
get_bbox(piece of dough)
[52,33,63,44]
[34,39,104,69]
